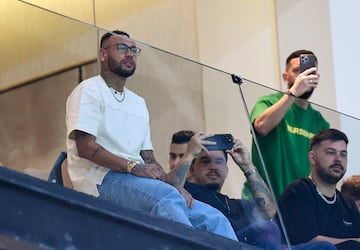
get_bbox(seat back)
[61,157,73,189]
[48,152,70,187]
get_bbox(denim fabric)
[291,241,337,250]
[97,171,238,241]
[236,220,337,250]
[236,220,282,250]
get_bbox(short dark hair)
[310,128,349,150]
[286,49,317,68]
[171,130,195,144]
[100,30,130,48]
[341,175,360,201]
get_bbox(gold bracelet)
[127,161,137,173]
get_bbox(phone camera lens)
[223,134,232,142]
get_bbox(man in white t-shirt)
[65,30,238,241]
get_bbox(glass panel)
[20,0,95,24]
[0,1,99,173]
[0,0,98,91]
[240,80,359,248]
[1,1,359,249]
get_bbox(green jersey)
[242,92,329,200]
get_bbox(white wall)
[275,0,336,110]
[329,0,360,178]
[276,0,360,180]
[196,0,279,198]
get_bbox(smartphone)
[300,54,317,74]
[205,134,234,151]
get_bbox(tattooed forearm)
[92,146,104,157]
[166,161,191,187]
[140,150,156,164]
[175,161,191,186]
[248,180,268,194]
[254,197,266,209]
[250,181,273,211]
[247,174,276,217]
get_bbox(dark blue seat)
[48,151,67,186]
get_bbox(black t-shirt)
[278,177,360,245]
[184,182,264,231]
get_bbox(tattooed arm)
[166,160,192,188]
[140,150,159,165]
[165,132,211,187]
[165,131,219,208]
[138,150,166,180]
[245,167,276,219]
[75,130,165,180]
[75,130,129,173]
[165,132,211,208]
[227,139,276,219]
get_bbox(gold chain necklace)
[210,191,230,214]
[109,86,125,102]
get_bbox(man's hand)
[289,67,319,97]
[132,163,166,181]
[227,139,251,171]
[185,131,214,158]
[177,186,194,208]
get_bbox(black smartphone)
[300,54,317,74]
[205,134,234,151]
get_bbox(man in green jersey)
[242,49,330,200]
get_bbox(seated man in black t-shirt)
[185,138,278,249]
[183,135,335,250]
[278,129,360,250]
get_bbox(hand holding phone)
[204,134,234,151]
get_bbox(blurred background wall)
[1,0,358,198]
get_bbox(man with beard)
[65,30,239,241]
[242,49,330,200]
[185,139,279,249]
[278,129,360,249]
[184,137,336,250]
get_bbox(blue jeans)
[290,241,337,250]
[236,220,336,250]
[97,171,238,241]
[236,220,282,250]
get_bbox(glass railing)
[1,1,359,249]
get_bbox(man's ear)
[282,72,288,83]
[99,48,107,61]
[189,164,194,173]
[308,150,315,165]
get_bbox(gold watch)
[127,160,137,173]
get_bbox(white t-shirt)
[66,75,153,196]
